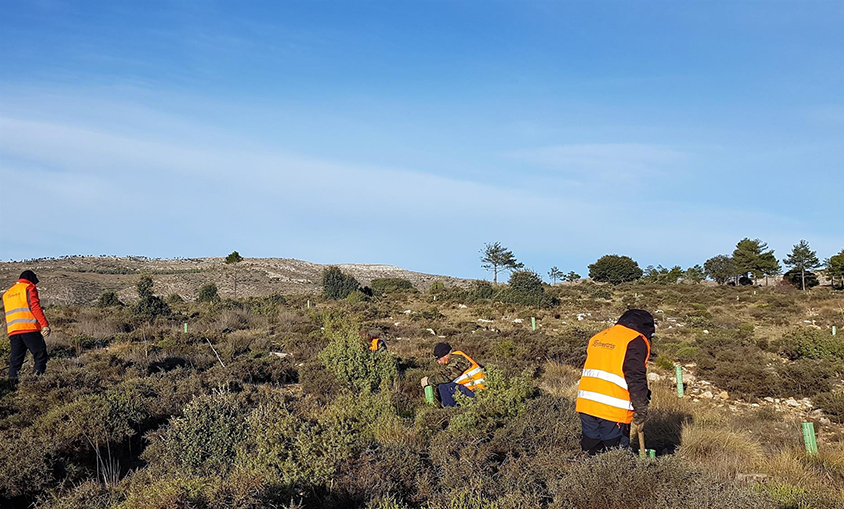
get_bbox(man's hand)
[420,376,429,388]
[632,407,649,426]
[41,326,51,337]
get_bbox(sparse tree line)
[478,240,843,291]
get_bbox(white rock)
[785,398,800,407]
[577,313,587,321]
[426,328,436,335]
[683,374,695,383]
[394,322,401,326]
[271,352,290,358]
[403,309,412,314]
[477,318,494,323]
[703,329,710,334]
[458,304,468,309]
[701,391,713,399]
[648,373,662,382]
[820,417,831,425]
[513,318,523,324]
[764,397,775,403]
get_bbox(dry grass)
[678,423,765,478]
[539,361,579,399]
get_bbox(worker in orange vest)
[3,271,51,379]
[361,329,386,352]
[421,342,486,407]
[575,309,653,455]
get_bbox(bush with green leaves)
[429,281,446,294]
[323,266,361,300]
[371,277,416,295]
[196,282,220,303]
[96,291,122,307]
[318,316,398,393]
[132,275,170,319]
[149,392,246,474]
[777,327,843,361]
[588,254,643,284]
[501,270,544,305]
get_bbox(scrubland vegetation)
[2,271,844,508]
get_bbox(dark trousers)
[438,382,475,407]
[580,413,630,455]
[9,331,48,379]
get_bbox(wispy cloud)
[508,143,687,183]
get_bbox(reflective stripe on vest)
[581,368,628,390]
[451,351,486,391]
[575,324,650,424]
[3,282,41,335]
[576,390,634,411]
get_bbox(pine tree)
[480,242,523,284]
[783,240,820,291]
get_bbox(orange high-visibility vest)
[3,281,41,335]
[451,350,486,391]
[575,324,650,424]
[369,338,384,351]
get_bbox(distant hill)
[0,256,472,306]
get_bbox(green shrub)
[345,290,369,304]
[97,291,123,307]
[371,277,416,295]
[132,276,170,319]
[150,393,247,474]
[777,328,844,361]
[469,280,495,301]
[196,283,220,303]
[323,266,360,300]
[588,255,643,285]
[429,281,446,294]
[318,316,398,393]
[654,355,675,370]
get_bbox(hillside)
[1,260,844,508]
[0,256,471,306]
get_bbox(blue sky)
[1,1,842,280]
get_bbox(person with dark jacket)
[575,309,653,455]
[3,271,51,379]
[421,342,486,407]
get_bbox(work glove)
[41,326,51,337]
[420,376,429,388]
[632,407,649,426]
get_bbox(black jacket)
[617,309,654,411]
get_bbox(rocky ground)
[0,256,472,306]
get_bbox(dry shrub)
[539,361,579,399]
[677,424,764,478]
[550,449,770,509]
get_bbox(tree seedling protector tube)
[675,365,684,398]
[802,422,818,456]
[531,317,536,331]
[424,385,435,405]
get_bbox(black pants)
[8,331,48,379]
[580,413,630,455]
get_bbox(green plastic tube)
[647,449,656,458]
[802,422,818,456]
[424,385,435,405]
[675,365,684,398]
[184,322,188,333]
[531,317,536,331]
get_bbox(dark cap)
[433,342,452,359]
[19,270,39,285]
[617,309,655,339]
